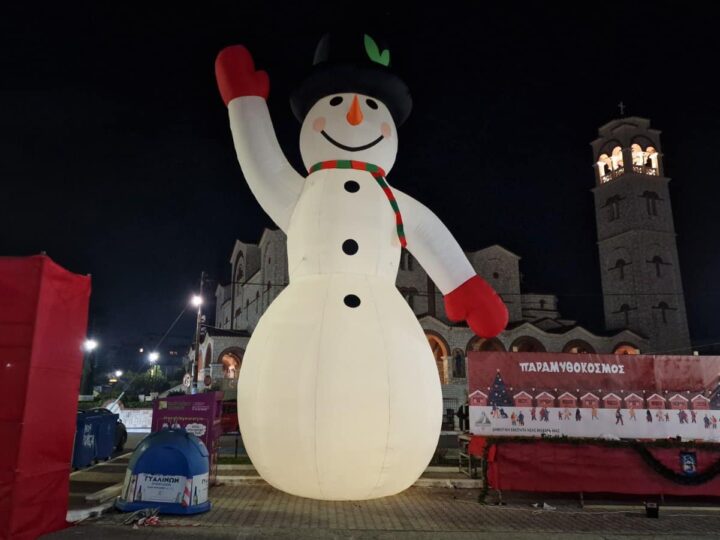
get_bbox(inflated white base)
[237,274,442,500]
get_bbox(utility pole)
[191,271,205,394]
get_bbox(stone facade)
[591,117,691,354]
[202,234,647,398]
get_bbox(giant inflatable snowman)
[215,33,507,500]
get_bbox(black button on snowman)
[344,180,360,192]
[215,32,508,501]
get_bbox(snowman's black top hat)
[290,33,412,126]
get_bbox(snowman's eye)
[329,96,343,106]
[366,98,379,110]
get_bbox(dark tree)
[488,371,513,407]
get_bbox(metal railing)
[601,165,658,183]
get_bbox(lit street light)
[115,370,123,378]
[191,273,206,395]
[80,338,99,397]
[149,351,160,362]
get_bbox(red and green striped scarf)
[308,160,407,248]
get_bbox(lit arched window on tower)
[645,146,659,173]
[597,153,613,182]
[611,146,624,171]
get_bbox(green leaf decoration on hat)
[364,34,390,66]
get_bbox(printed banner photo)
[467,352,720,441]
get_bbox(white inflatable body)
[230,94,474,500]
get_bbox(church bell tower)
[591,116,691,354]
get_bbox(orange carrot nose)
[346,95,364,126]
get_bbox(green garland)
[476,436,720,502]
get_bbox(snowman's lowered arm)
[394,189,508,338]
[216,46,304,232]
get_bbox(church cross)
[618,101,626,116]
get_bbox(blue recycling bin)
[89,408,119,460]
[116,429,211,515]
[72,410,98,468]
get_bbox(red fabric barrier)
[482,439,720,496]
[0,256,91,540]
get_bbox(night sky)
[2,3,719,371]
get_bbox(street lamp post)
[191,272,205,395]
[80,338,99,398]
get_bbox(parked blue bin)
[89,408,119,460]
[116,429,211,515]
[72,410,98,468]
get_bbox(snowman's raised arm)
[228,97,304,231]
[393,190,475,294]
[216,45,304,232]
[393,189,509,338]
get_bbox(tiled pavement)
[45,484,720,539]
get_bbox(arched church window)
[610,258,630,280]
[647,255,670,277]
[539,299,546,309]
[466,336,506,353]
[510,336,546,353]
[605,195,623,221]
[255,291,259,312]
[640,191,661,216]
[407,253,414,271]
[614,303,637,326]
[425,332,450,384]
[563,340,595,354]
[653,301,676,324]
[453,350,466,378]
[234,252,245,284]
[611,146,624,170]
[645,146,659,171]
[598,154,613,182]
[631,143,644,166]
[613,343,640,355]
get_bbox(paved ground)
[46,483,720,539]
[56,433,720,538]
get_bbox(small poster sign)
[680,451,697,475]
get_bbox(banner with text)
[467,352,720,441]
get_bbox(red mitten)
[215,45,270,106]
[444,275,508,338]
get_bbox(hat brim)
[290,63,412,126]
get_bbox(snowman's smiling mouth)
[320,131,384,152]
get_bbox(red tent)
[0,256,91,540]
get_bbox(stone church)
[194,117,692,406]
